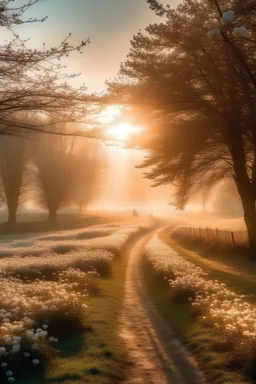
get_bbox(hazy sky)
[8,0,180,91]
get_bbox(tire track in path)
[119,229,207,384]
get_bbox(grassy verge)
[171,229,256,275]
[160,227,256,304]
[142,256,250,384]
[18,237,139,384]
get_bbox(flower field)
[145,232,256,375]
[0,221,151,383]
[0,223,151,258]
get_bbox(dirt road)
[119,230,207,384]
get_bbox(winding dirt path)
[119,229,207,384]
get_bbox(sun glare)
[97,106,144,142]
[107,123,143,141]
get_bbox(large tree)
[108,0,256,253]
[0,135,28,223]
[32,125,76,222]
[72,140,107,216]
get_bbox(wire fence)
[173,226,249,246]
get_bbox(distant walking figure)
[132,209,139,218]
[148,210,155,225]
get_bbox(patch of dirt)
[119,231,207,384]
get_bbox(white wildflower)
[233,26,248,38]
[11,345,20,354]
[220,10,234,25]
[49,336,58,342]
[207,28,221,39]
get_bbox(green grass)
[142,257,250,384]
[160,227,256,304]
[18,238,139,384]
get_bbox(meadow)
[0,219,152,383]
[1,0,255,383]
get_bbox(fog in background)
[0,134,244,228]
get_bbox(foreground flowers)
[0,221,152,381]
[0,323,59,382]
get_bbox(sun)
[107,123,143,141]
[97,106,144,141]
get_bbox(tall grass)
[172,226,249,257]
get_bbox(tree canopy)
[108,0,256,249]
[0,0,91,134]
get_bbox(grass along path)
[160,226,256,305]
[143,227,250,384]
[18,231,149,384]
[142,258,248,384]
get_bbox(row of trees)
[108,0,256,253]
[0,124,106,223]
[0,1,106,223]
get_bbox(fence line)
[173,226,248,246]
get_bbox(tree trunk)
[243,199,256,257]
[48,208,57,223]
[229,130,256,256]
[236,188,256,257]
[78,205,83,217]
[7,207,17,225]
